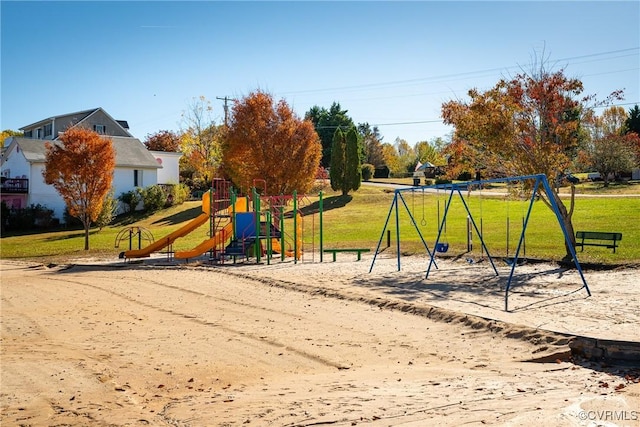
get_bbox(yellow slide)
[270,239,300,258]
[121,192,214,259]
[268,213,303,259]
[174,198,249,260]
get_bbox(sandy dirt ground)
[1,254,639,426]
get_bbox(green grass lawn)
[1,184,638,265]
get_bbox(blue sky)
[2,1,639,145]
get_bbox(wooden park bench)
[323,248,370,261]
[575,231,622,253]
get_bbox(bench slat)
[575,231,622,253]
[576,231,622,240]
[323,248,370,261]
[323,249,370,253]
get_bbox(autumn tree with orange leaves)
[223,91,322,194]
[441,62,623,259]
[43,127,115,250]
[144,130,180,152]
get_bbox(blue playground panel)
[235,212,256,238]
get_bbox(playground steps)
[226,238,257,256]
[260,222,282,239]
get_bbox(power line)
[280,47,639,96]
[316,101,639,130]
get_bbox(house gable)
[76,108,133,138]
[0,137,31,178]
[19,107,133,140]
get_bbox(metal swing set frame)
[369,174,591,311]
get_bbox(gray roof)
[19,107,133,138]
[416,161,437,171]
[19,108,99,131]
[4,136,160,169]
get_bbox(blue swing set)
[369,174,591,311]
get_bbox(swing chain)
[421,188,427,226]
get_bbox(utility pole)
[216,96,236,127]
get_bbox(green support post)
[293,190,298,264]
[230,189,237,240]
[280,204,285,262]
[253,187,261,264]
[266,211,272,265]
[319,191,323,262]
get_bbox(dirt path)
[1,259,639,426]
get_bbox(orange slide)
[270,239,301,258]
[174,198,249,260]
[120,192,214,259]
[268,213,303,258]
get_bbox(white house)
[151,150,183,185]
[0,107,181,222]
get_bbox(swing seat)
[503,257,527,267]
[436,242,449,253]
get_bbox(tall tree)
[345,127,362,193]
[180,96,222,182]
[381,143,400,176]
[584,134,637,186]
[441,137,476,180]
[43,127,115,250]
[414,140,446,166]
[330,127,361,196]
[624,105,640,164]
[625,105,640,136]
[395,138,416,174]
[441,62,623,259]
[358,122,385,167]
[223,90,321,194]
[144,130,181,152]
[582,106,640,186]
[596,106,628,136]
[305,102,355,167]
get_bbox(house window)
[35,128,43,139]
[44,123,52,137]
[134,170,142,187]
[24,130,32,138]
[94,124,106,134]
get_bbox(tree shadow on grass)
[298,195,353,216]
[44,229,100,241]
[152,206,202,226]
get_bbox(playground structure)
[119,179,317,264]
[118,191,214,259]
[369,174,591,311]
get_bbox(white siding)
[9,164,162,222]
[151,151,182,184]
[29,162,66,218]
[1,145,31,178]
[113,167,159,196]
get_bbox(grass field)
[1,183,638,266]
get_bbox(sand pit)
[1,255,639,426]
